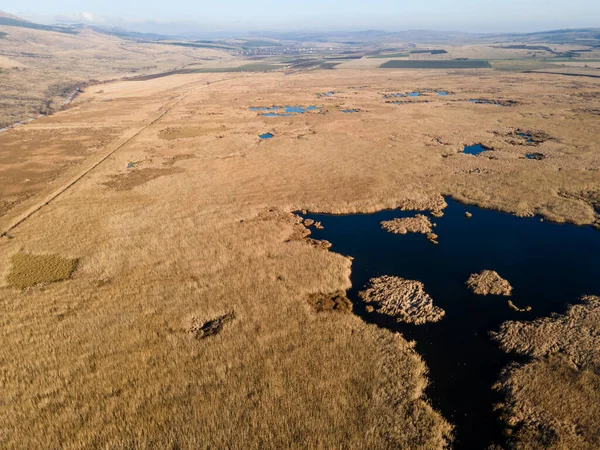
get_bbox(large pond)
[304,198,600,449]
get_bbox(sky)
[8,0,600,34]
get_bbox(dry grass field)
[0,66,599,448]
[493,296,600,449]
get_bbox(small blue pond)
[407,92,421,97]
[437,91,448,96]
[250,105,321,116]
[303,198,600,450]
[341,109,359,113]
[259,133,274,139]
[383,93,404,99]
[285,105,320,114]
[463,144,489,155]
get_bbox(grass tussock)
[381,214,433,235]
[188,311,235,339]
[307,291,353,312]
[360,275,445,324]
[493,296,600,449]
[466,270,513,296]
[7,252,78,289]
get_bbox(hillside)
[0,18,232,128]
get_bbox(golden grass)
[381,214,433,235]
[7,252,78,289]
[0,68,598,449]
[103,167,184,191]
[307,291,353,312]
[493,296,600,449]
[359,275,445,324]
[466,270,513,296]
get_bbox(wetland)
[304,198,600,449]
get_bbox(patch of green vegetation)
[319,62,341,70]
[235,63,282,71]
[127,64,283,80]
[0,17,78,34]
[410,49,448,55]
[380,60,491,69]
[369,52,410,58]
[542,58,600,62]
[490,60,561,71]
[140,41,237,50]
[7,253,78,289]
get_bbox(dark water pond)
[468,99,503,106]
[259,133,274,139]
[526,152,545,160]
[463,144,489,155]
[341,109,359,113]
[304,198,600,450]
[518,133,535,143]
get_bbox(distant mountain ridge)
[0,10,598,46]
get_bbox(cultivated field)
[0,65,599,448]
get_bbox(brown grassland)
[0,63,599,448]
[492,296,600,449]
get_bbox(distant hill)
[487,28,600,46]
[88,26,173,41]
[0,10,78,34]
[238,28,600,46]
[0,10,28,21]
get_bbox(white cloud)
[81,12,103,23]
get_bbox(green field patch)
[235,63,283,71]
[380,60,491,69]
[490,60,561,71]
[369,53,410,58]
[319,62,341,70]
[127,64,283,80]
